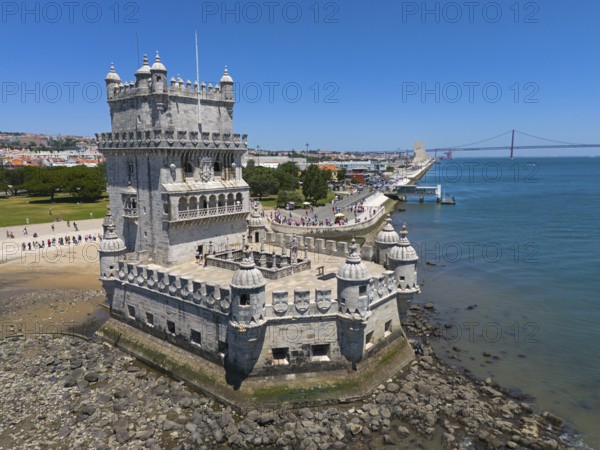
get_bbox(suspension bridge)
[417,130,600,159]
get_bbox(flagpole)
[195,31,202,128]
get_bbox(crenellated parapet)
[115,261,233,315]
[107,79,233,103]
[264,232,373,260]
[95,130,248,151]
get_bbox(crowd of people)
[4,221,101,252]
[15,232,103,252]
[271,198,383,228]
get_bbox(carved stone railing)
[123,208,138,218]
[177,204,243,221]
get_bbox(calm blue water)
[391,157,600,448]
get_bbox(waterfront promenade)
[270,191,390,236]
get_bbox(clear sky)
[1,0,599,157]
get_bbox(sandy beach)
[0,218,105,339]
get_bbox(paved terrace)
[163,253,388,306]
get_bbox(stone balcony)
[175,204,244,222]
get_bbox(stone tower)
[96,52,250,266]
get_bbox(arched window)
[208,195,217,208]
[200,196,208,209]
[235,193,243,206]
[227,193,234,206]
[213,161,221,175]
[189,196,198,210]
[240,294,250,306]
[218,194,226,207]
[178,197,188,212]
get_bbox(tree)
[245,166,279,199]
[274,161,300,191]
[65,165,106,201]
[302,164,328,204]
[277,189,304,207]
[21,166,65,200]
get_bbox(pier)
[385,184,442,203]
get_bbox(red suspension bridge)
[422,130,600,159]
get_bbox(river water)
[390,157,600,449]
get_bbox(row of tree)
[242,160,333,205]
[0,165,106,201]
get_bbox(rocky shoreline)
[0,324,572,450]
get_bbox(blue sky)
[1,0,599,156]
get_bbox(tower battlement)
[105,52,235,135]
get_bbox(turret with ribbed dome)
[374,215,400,266]
[105,64,121,82]
[230,247,266,325]
[99,208,126,279]
[247,204,267,244]
[338,239,370,281]
[150,51,167,73]
[388,224,419,292]
[231,253,266,290]
[135,54,151,87]
[337,239,372,317]
[105,64,121,101]
[220,66,235,102]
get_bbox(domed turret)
[337,239,370,281]
[388,224,418,262]
[105,64,121,101]
[387,224,419,292]
[247,204,267,244]
[220,66,233,84]
[375,215,400,245]
[230,248,266,325]
[150,51,167,93]
[375,215,400,266]
[105,64,121,84]
[150,51,167,73]
[135,54,151,84]
[99,208,126,279]
[220,66,234,102]
[231,254,266,289]
[337,240,372,317]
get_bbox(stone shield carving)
[272,292,289,315]
[200,158,212,182]
[294,291,310,314]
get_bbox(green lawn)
[256,191,336,209]
[0,194,109,227]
